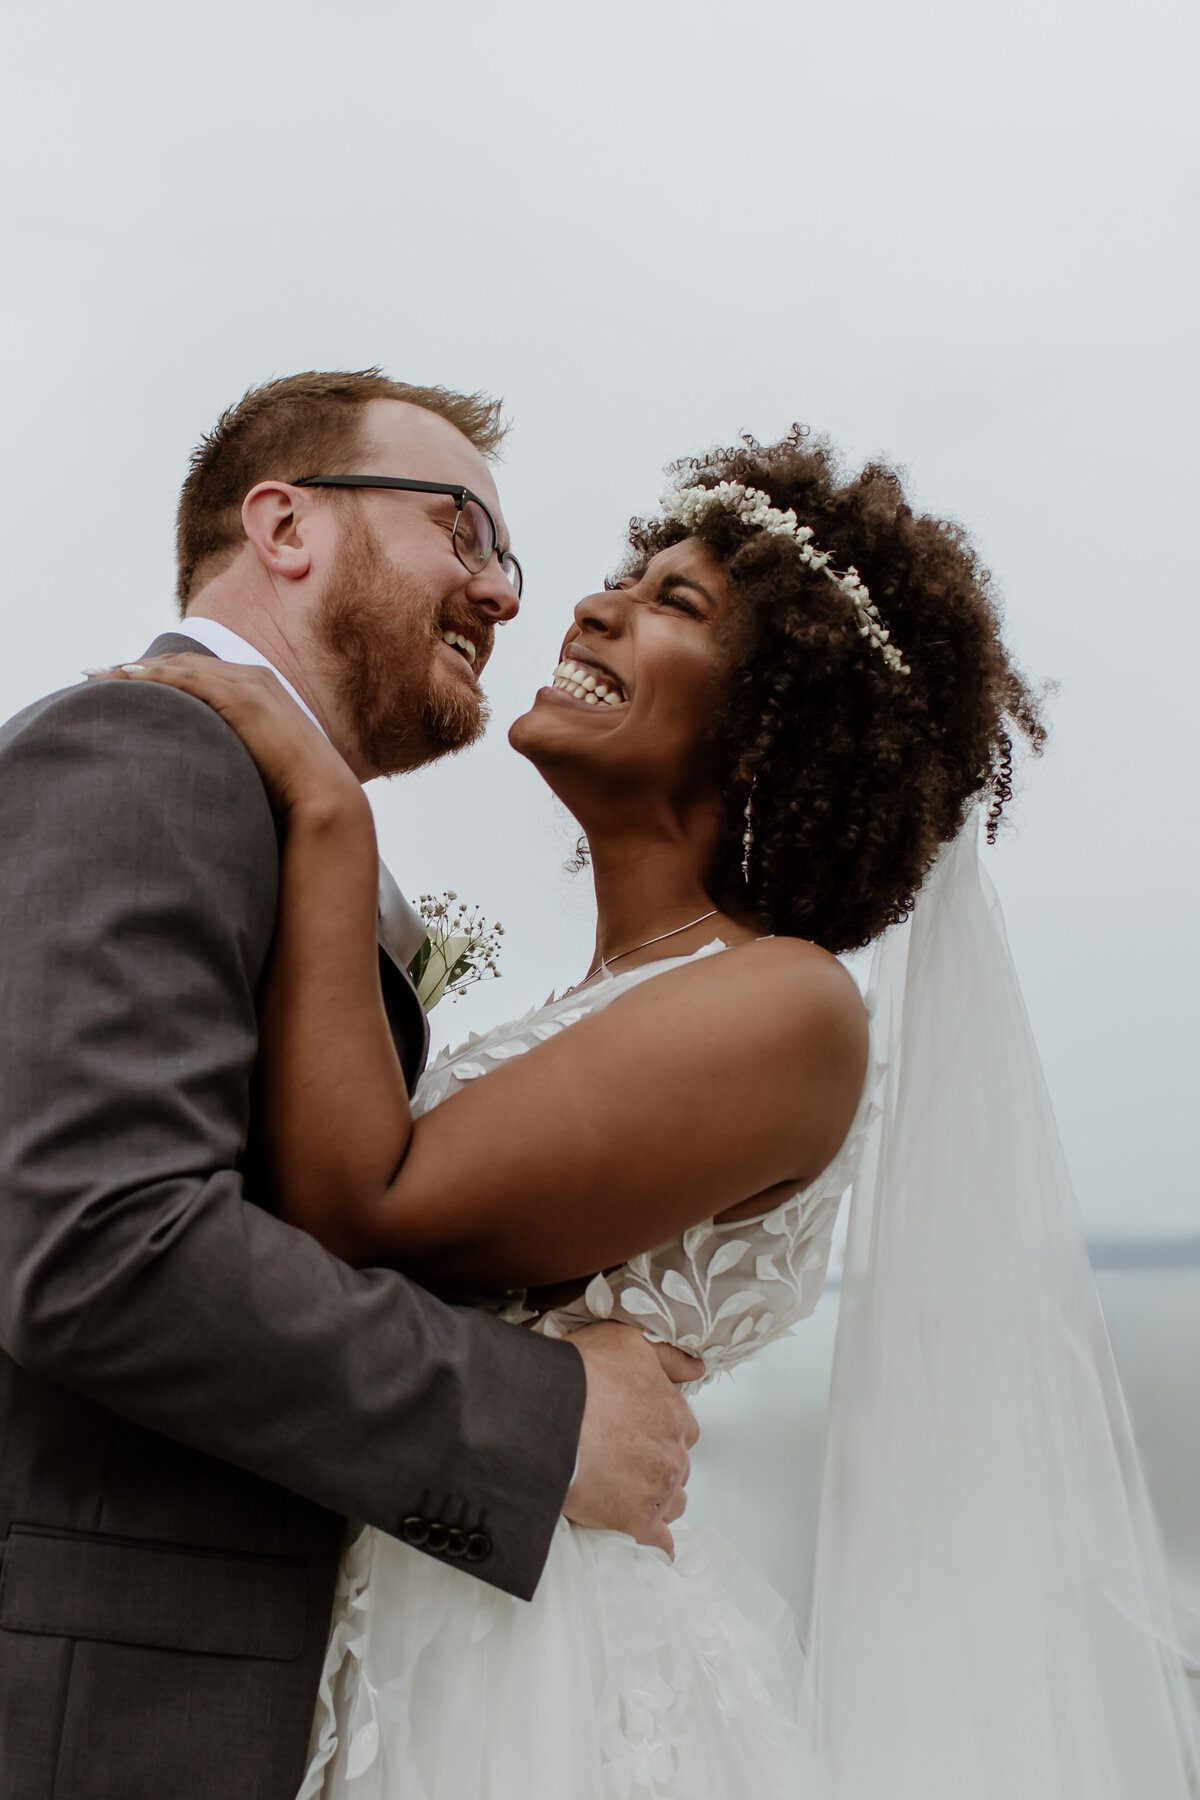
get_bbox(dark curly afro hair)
[624,428,1046,956]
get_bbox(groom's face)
[311,401,519,777]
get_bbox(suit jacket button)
[401,1515,430,1547]
[445,1528,468,1558]
[426,1521,450,1553]
[465,1532,492,1562]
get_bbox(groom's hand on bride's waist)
[562,1323,702,1556]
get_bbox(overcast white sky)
[2,0,1196,1235]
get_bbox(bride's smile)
[548,647,627,705]
[510,538,731,818]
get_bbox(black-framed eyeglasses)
[293,475,523,597]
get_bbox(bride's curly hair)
[625,429,1047,955]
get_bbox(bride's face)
[509,537,734,818]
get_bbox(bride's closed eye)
[603,574,702,617]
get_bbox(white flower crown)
[658,481,910,676]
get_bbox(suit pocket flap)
[0,1527,307,1661]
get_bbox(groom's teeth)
[441,631,477,666]
[550,659,626,705]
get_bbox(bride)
[100,430,1200,1798]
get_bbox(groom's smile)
[440,629,478,667]
[436,608,492,678]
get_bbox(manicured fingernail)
[120,664,147,673]
[81,666,113,676]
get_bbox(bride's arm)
[93,657,868,1289]
[370,941,866,1288]
[257,784,415,1237]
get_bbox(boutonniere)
[408,892,504,1011]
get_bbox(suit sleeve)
[0,680,584,1601]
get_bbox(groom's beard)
[313,516,490,776]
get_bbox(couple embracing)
[1,369,1195,1800]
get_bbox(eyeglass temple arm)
[293,475,469,503]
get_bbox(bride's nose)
[573,585,629,637]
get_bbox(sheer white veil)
[800,816,1200,1797]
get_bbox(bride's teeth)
[550,661,626,704]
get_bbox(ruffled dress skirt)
[296,1515,813,1799]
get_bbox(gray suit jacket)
[0,637,585,1799]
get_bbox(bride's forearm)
[258,791,413,1253]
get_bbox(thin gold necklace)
[565,908,720,996]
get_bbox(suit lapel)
[142,634,430,1091]
[377,941,431,1093]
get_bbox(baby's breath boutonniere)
[407,892,504,1011]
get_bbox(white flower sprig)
[407,893,505,1011]
[659,481,910,675]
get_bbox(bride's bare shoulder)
[722,931,863,991]
[610,932,868,1076]
[725,934,866,1059]
[641,930,862,1014]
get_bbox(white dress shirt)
[179,617,427,968]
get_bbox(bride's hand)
[86,656,364,821]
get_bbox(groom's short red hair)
[176,368,507,610]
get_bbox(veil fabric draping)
[802,818,1200,1798]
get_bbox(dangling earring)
[741,780,756,883]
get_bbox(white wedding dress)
[297,939,880,1800]
[297,833,1200,1799]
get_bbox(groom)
[0,370,699,1800]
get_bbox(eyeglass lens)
[453,498,493,570]
[454,498,522,595]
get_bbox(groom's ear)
[241,481,316,583]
